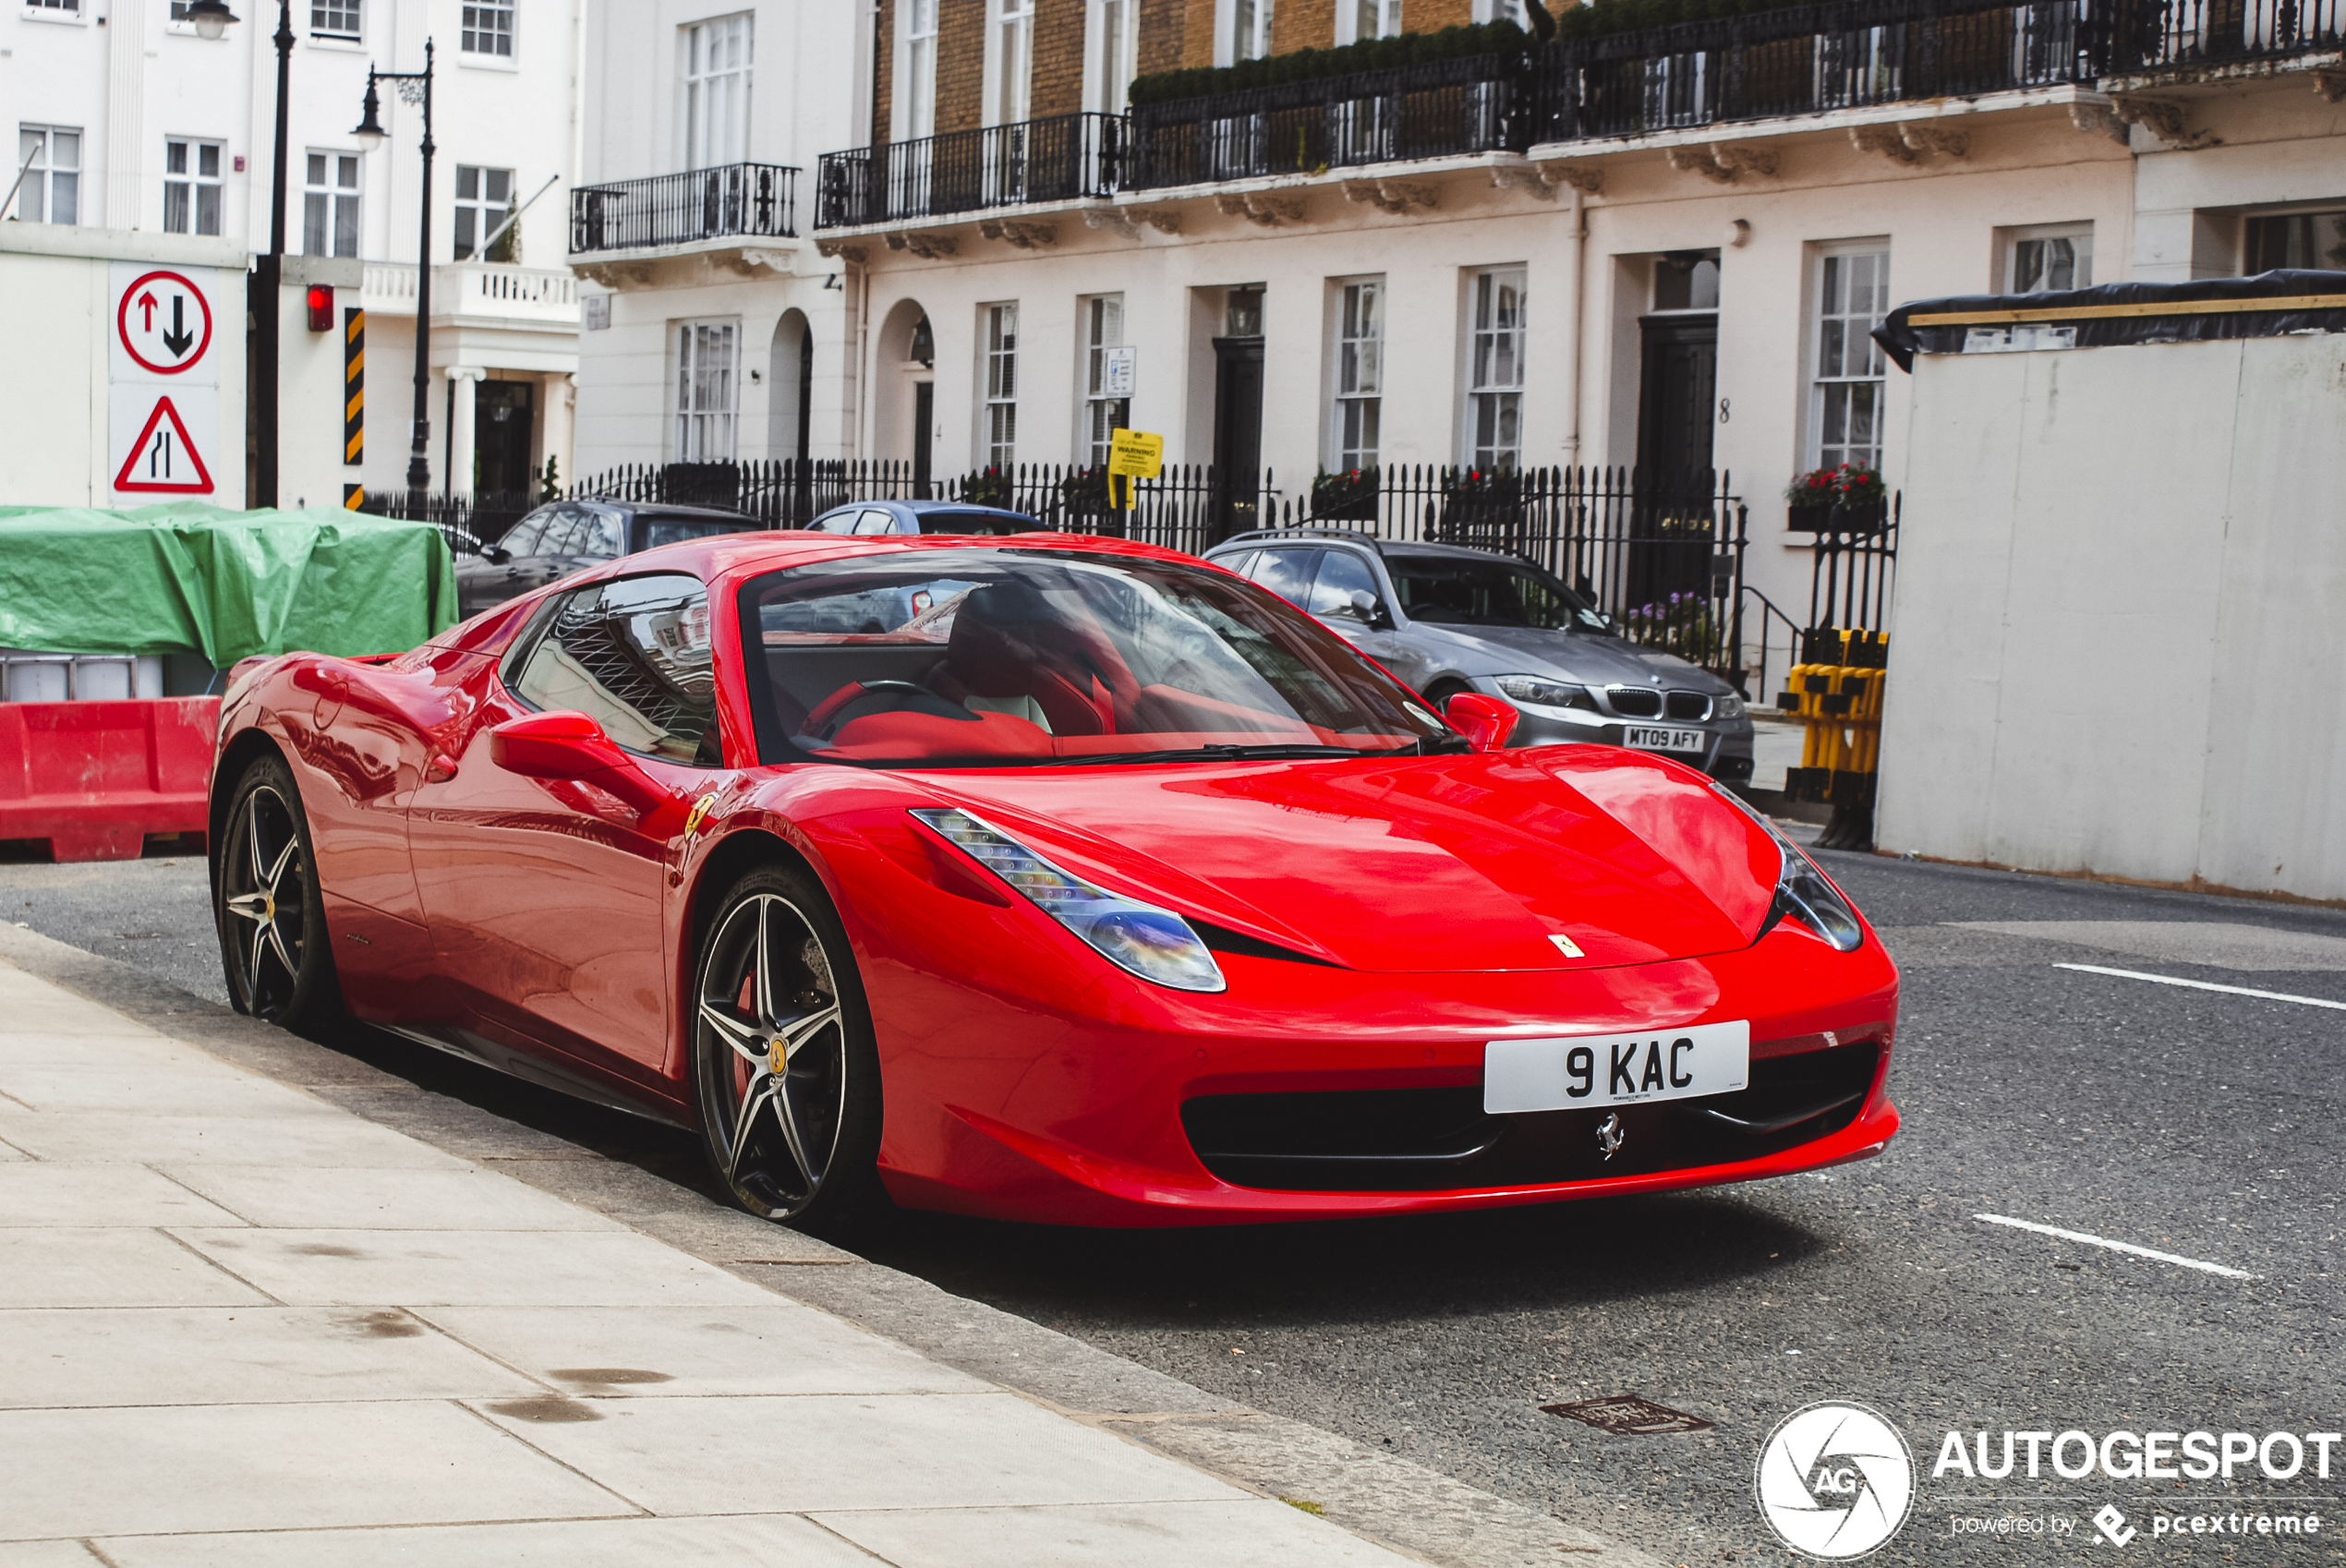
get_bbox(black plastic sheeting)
[1872,270,2346,373]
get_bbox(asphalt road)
[6,839,2341,1564]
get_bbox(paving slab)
[0,1542,105,1567]
[0,1401,632,1539]
[0,1307,540,1409]
[167,1226,781,1308]
[467,1390,1246,1515]
[0,1110,470,1168]
[0,1067,333,1120]
[0,1229,269,1309]
[816,1498,1417,1567]
[161,1164,632,1232]
[90,1514,877,1568]
[0,1164,245,1227]
[415,1304,992,1398]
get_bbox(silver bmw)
[1202,529,1755,783]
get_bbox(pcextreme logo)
[1755,1402,1917,1559]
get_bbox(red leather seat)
[929,582,1144,737]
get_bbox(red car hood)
[915,749,1781,972]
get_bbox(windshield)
[737,548,1451,766]
[914,511,1034,536]
[639,516,756,549]
[1385,554,1608,632]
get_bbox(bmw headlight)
[1714,693,1747,721]
[910,808,1227,993]
[1705,784,1866,952]
[1493,674,1597,710]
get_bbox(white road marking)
[2054,962,2346,1012]
[1974,1213,2256,1280]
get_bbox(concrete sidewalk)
[0,955,1416,1567]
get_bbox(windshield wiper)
[1041,743,1401,767]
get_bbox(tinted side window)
[853,509,901,536]
[1252,549,1322,606]
[1213,550,1260,581]
[500,512,552,556]
[578,510,623,557]
[512,572,721,766]
[1307,550,1380,621]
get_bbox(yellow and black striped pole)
[342,307,365,509]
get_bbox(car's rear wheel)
[215,754,344,1030]
[691,863,886,1232]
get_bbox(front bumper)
[853,883,1899,1225]
[1473,682,1756,781]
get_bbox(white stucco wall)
[1878,332,2346,901]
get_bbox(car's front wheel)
[214,753,344,1031]
[690,862,886,1233]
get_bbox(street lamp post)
[354,42,435,512]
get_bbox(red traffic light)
[305,283,333,332]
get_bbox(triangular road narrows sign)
[114,394,214,494]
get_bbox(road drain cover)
[1541,1394,1713,1434]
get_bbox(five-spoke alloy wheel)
[215,754,342,1029]
[692,864,883,1230]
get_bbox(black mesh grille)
[1608,687,1663,718]
[1182,1041,1881,1192]
[1665,691,1711,721]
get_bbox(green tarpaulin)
[0,503,457,665]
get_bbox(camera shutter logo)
[1754,1402,1915,1558]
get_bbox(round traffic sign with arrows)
[116,269,213,375]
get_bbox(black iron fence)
[570,163,797,255]
[816,114,1123,229]
[1127,54,1526,189]
[357,489,541,555]
[566,460,1749,679]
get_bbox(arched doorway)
[875,298,934,496]
[768,309,813,463]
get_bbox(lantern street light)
[354,42,437,511]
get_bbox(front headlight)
[910,808,1227,993]
[1705,784,1865,952]
[1493,674,1597,710]
[1713,693,1747,721]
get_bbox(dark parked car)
[455,501,762,615]
[807,500,1041,536]
[1203,528,1755,782]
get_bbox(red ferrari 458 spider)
[209,531,1898,1229]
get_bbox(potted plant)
[961,466,1013,508]
[1784,464,1888,533]
[1309,466,1379,523]
[1438,465,1525,540]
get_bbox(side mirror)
[1444,692,1518,753]
[490,710,679,817]
[1348,589,1395,630]
[484,546,512,565]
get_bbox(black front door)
[475,380,537,497]
[913,380,935,498]
[1211,336,1264,541]
[1633,314,1719,604]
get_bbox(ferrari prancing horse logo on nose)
[1595,1112,1626,1160]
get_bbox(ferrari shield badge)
[683,792,718,838]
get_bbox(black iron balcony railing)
[816,113,1123,229]
[570,163,798,254]
[805,0,2337,227]
[1128,53,1527,189]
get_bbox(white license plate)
[1624,726,1706,754]
[1483,1021,1751,1114]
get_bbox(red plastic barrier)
[0,698,220,862]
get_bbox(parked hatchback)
[807,499,1041,536]
[1203,528,1755,781]
[455,500,762,615]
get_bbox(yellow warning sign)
[1106,428,1163,479]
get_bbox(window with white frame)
[303,151,360,257]
[1332,278,1384,471]
[163,139,224,236]
[1352,0,1401,41]
[310,0,361,38]
[1464,267,1526,471]
[983,303,1019,471]
[681,14,753,169]
[1234,0,1275,61]
[990,0,1035,126]
[453,165,514,260]
[1081,296,1127,469]
[1808,246,1890,474]
[1088,0,1140,114]
[25,0,79,13]
[461,0,514,56]
[14,127,79,225]
[2006,223,2092,292]
[675,320,739,462]
[901,0,939,140]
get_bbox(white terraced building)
[568,0,2346,686]
[5,0,586,507]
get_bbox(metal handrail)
[570,163,799,254]
[816,113,1124,229]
